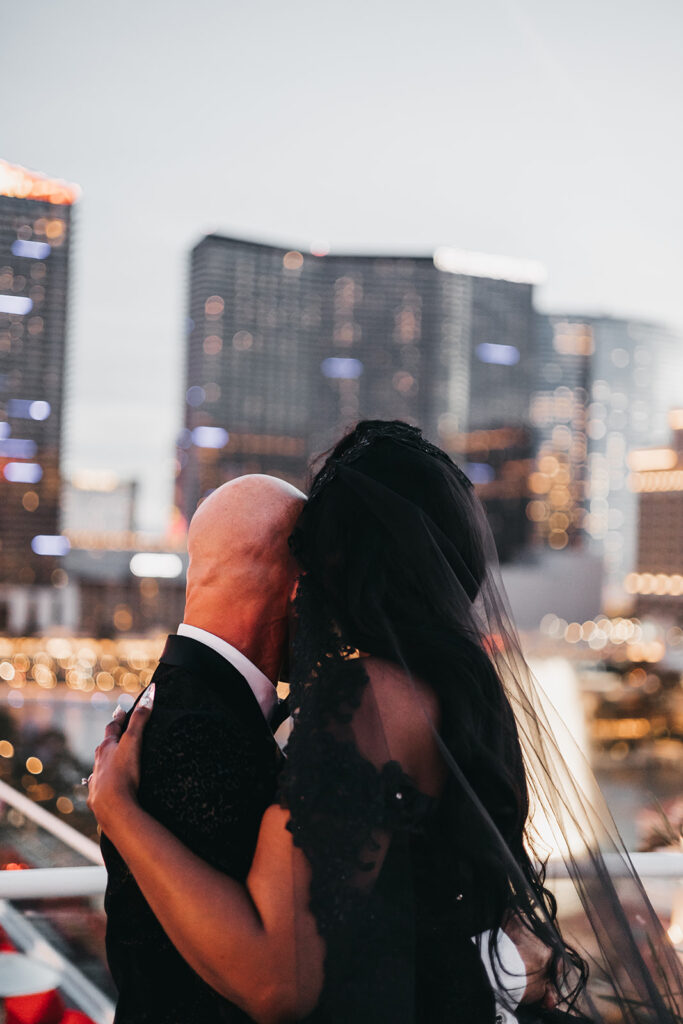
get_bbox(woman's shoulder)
[351,655,446,799]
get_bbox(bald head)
[184,474,306,679]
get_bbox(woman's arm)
[89,700,323,1024]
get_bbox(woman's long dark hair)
[289,419,588,1009]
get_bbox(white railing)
[0,782,112,1021]
[0,779,102,865]
[0,865,107,899]
[0,855,680,902]
[1,775,682,899]
[546,851,683,879]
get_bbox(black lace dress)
[280,582,498,1024]
[292,757,497,1023]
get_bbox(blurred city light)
[282,250,304,270]
[3,462,43,483]
[0,438,38,458]
[475,343,521,366]
[628,448,678,472]
[0,158,80,204]
[10,239,51,259]
[191,426,228,449]
[7,398,51,419]
[0,294,33,315]
[186,385,205,407]
[30,399,51,419]
[31,535,71,556]
[465,462,495,484]
[321,357,363,379]
[129,553,183,578]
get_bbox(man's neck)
[181,609,283,684]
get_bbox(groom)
[101,474,305,1023]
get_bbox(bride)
[88,420,682,1022]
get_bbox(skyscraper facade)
[176,235,541,560]
[0,160,78,597]
[530,315,593,552]
[532,313,683,607]
[626,410,683,624]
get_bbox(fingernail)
[112,704,126,720]
[138,682,155,710]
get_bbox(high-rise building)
[626,410,683,623]
[443,424,536,564]
[532,314,683,607]
[529,316,593,551]
[0,159,79,598]
[177,235,541,557]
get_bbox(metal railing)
[0,865,107,899]
[0,854,680,902]
[0,779,102,865]
[1,774,682,899]
[0,780,113,1023]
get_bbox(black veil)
[280,420,683,1023]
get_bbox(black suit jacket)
[101,634,282,1024]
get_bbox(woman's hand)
[87,684,155,836]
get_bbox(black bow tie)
[270,696,290,732]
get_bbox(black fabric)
[281,587,498,1024]
[101,634,282,1024]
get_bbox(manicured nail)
[112,704,126,720]
[138,683,155,710]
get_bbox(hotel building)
[531,314,683,607]
[176,235,541,560]
[0,160,78,626]
[626,410,683,621]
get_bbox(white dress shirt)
[177,623,524,1018]
[474,929,526,1023]
[177,623,278,723]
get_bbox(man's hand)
[504,913,558,1008]
[87,684,155,836]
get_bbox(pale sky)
[3,0,683,530]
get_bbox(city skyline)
[3,0,683,528]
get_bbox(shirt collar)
[177,623,277,724]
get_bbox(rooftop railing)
[0,854,681,903]
[1,778,681,1024]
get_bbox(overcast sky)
[3,0,683,530]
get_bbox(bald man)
[101,475,305,1024]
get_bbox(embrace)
[88,420,683,1024]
